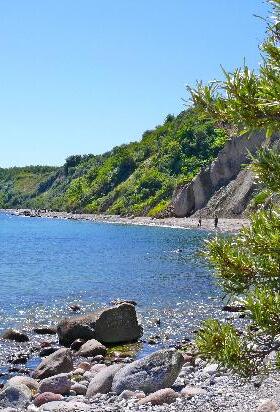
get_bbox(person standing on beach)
[214,215,218,228]
[198,217,202,227]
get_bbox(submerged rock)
[2,329,29,342]
[112,349,184,394]
[33,348,73,380]
[57,303,142,346]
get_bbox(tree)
[189,0,280,375]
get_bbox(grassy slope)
[0,109,227,216]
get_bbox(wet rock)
[6,376,39,392]
[8,353,29,365]
[38,373,71,395]
[33,327,57,335]
[33,348,73,380]
[39,347,60,357]
[57,303,142,346]
[86,364,123,397]
[111,299,137,306]
[112,349,184,394]
[0,383,32,409]
[2,329,29,342]
[181,385,207,398]
[70,339,85,351]
[69,304,81,312]
[138,388,178,405]
[222,304,246,312]
[34,392,64,407]
[78,339,107,358]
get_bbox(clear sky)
[0,0,268,167]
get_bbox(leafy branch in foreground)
[192,0,280,376]
[187,1,280,136]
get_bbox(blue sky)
[0,0,268,167]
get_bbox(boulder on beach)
[78,338,107,357]
[38,373,71,395]
[0,383,32,409]
[34,392,64,407]
[39,400,91,411]
[138,388,179,405]
[86,364,123,398]
[33,348,73,380]
[112,349,184,394]
[2,329,29,342]
[6,376,39,392]
[57,303,143,346]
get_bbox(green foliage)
[192,0,280,376]
[196,319,256,376]
[187,0,280,136]
[0,109,225,214]
[251,189,271,207]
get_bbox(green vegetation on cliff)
[0,109,226,215]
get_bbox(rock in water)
[33,348,73,380]
[78,339,107,357]
[86,364,123,398]
[57,303,142,346]
[0,384,32,409]
[2,329,29,342]
[112,349,184,394]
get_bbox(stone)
[181,386,207,398]
[78,339,107,358]
[0,384,32,409]
[39,400,90,411]
[112,349,184,394]
[39,347,60,357]
[33,348,73,379]
[119,390,145,400]
[70,339,85,351]
[33,327,57,335]
[86,364,123,397]
[138,388,178,405]
[77,362,91,371]
[38,373,71,395]
[203,363,219,375]
[2,329,29,342]
[34,392,64,407]
[71,382,87,395]
[57,303,142,346]
[6,376,39,392]
[256,399,278,412]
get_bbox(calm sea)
[0,212,223,375]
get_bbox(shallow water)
[0,212,223,378]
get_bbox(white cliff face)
[172,130,269,218]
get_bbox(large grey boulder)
[86,364,123,398]
[78,339,107,357]
[57,303,142,346]
[38,373,71,395]
[0,383,32,409]
[112,349,184,394]
[33,348,73,380]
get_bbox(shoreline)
[1,208,250,233]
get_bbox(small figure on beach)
[198,217,202,227]
[214,214,218,228]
